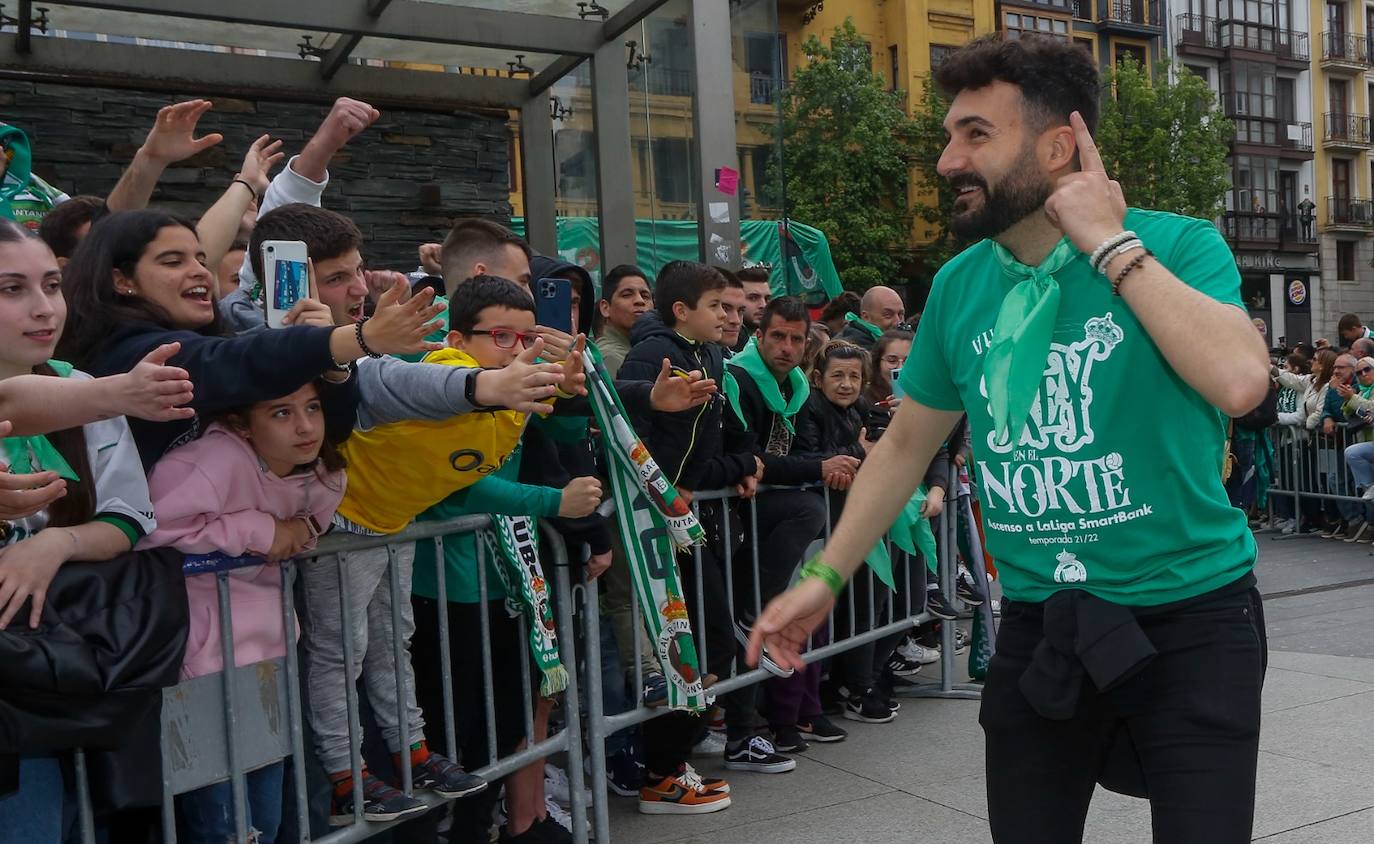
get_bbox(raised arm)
[1046,112,1270,417]
[196,135,284,274]
[106,100,224,212]
[293,97,380,183]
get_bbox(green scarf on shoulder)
[722,338,810,434]
[2,359,79,481]
[844,312,882,341]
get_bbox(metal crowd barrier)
[1266,422,1374,536]
[67,515,590,844]
[579,469,997,843]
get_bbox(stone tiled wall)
[0,79,514,270]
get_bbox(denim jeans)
[0,756,70,844]
[178,761,285,844]
[1344,441,1374,522]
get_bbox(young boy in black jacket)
[617,261,782,815]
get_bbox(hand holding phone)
[262,240,310,329]
[535,277,573,336]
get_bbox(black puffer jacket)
[617,312,755,491]
[794,391,866,462]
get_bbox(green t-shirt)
[899,209,1256,606]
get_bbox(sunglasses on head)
[468,328,537,350]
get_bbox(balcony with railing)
[1321,31,1371,70]
[1323,112,1372,148]
[1222,212,1281,245]
[1099,0,1162,29]
[1327,197,1374,229]
[1280,121,1314,157]
[1176,15,1308,60]
[1176,13,1220,48]
[1280,212,1319,248]
[748,73,781,106]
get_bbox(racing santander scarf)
[844,312,882,340]
[722,338,809,434]
[485,515,567,696]
[0,123,32,221]
[864,486,938,588]
[583,341,710,711]
[2,359,79,481]
[984,237,1077,444]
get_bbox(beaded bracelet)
[1111,248,1153,296]
[355,316,382,359]
[1090,230,1136,273]
[1097,238,1143,276]
[799,556,845,597]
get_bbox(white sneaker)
[692,730,728,757]
[544,792,588,835]
[897,639,941,665]
[544,763,591,809]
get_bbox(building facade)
[1171,0,1319,344]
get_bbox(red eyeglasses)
[468,328,538,350]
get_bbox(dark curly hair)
[933,34,1101,134]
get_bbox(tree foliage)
[1096,57,1233,219]
[909,77,960,279]
[770,18,918,292]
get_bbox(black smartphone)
[535,277,573,335]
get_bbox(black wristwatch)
[464,368,503,412]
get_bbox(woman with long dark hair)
[58,210,443,467]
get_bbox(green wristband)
[799,557,845,597]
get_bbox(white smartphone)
[261,240,309,329]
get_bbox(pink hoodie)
[139,423,346,681]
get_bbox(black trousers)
[980,581,1267,844]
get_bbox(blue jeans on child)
[0,756,72,844]
[178,761,285,844]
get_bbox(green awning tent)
[511,217,843,303]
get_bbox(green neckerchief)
[864,487,937,589]
[984,237,1078,443]
[2,358,79,481]
[722,338,810,434]
[844,311,882,340]
[0,123,33,221]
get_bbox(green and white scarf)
[485,514,568,696]
[723,338,810,434]
[583,342,710,711]
[2,359,79,481]
[865,486,938,588]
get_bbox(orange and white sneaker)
[638,765,732,815]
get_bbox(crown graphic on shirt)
[1084,313,1124,350]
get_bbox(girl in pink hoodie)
[140,379,345,844]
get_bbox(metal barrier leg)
[386,545,414,796]
[431,537,460,763]
[551,560,589,844]
[217,573,251,843]
[281,562,311,844]
[580,574,612,844]
[336,558,366,826]
[73,749,96,844]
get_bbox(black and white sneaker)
[734,621,795,678]
[954,626,970,656]
[842,693,896,724]
[955,567,987,605]
[723,735,796,773]
[885,653,923,678]
[771,726,809,754]
[797,714,848,743]
[925,588,959,620]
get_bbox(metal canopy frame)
[0,0,744,267]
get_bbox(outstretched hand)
[238,134,284,197]
[474,337,568,415]
[649,359,717,412]
[1043,111,1128,255]
[746,578,836,674]
[115,343,195,421]
[362,280,445,356]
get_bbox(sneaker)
[544,763,590,809]
[842,693,896,724]
[735,621,795,678]
[770,726,809,753]
[885,653,923,678]
[544,793,575,833]
[1364,485,1374,501]
[925,588,959,620]
[797,714,848,743]
[706,706,726,733]
[409,752,487,800]
[606,747,644,797]
[692,730,728,758]
[682,762,729,794]
[954,627,970,656]
[955,567,987,605]
[898,639,941,665]
[1322,521,1348,539]
[329,771,430,826]
[1347,521,1370,543]
[724,735,796,773]
[642,672,668,708]
[500,816,571,843]
[872,675,901,712]
[638,767,732,815]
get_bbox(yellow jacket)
[337,348,528,534]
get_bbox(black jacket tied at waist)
[1017,589,1158,720]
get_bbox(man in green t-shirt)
[747,35,1271,843]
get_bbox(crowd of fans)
[0,97,990,844]
[1228,311,1374,543]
